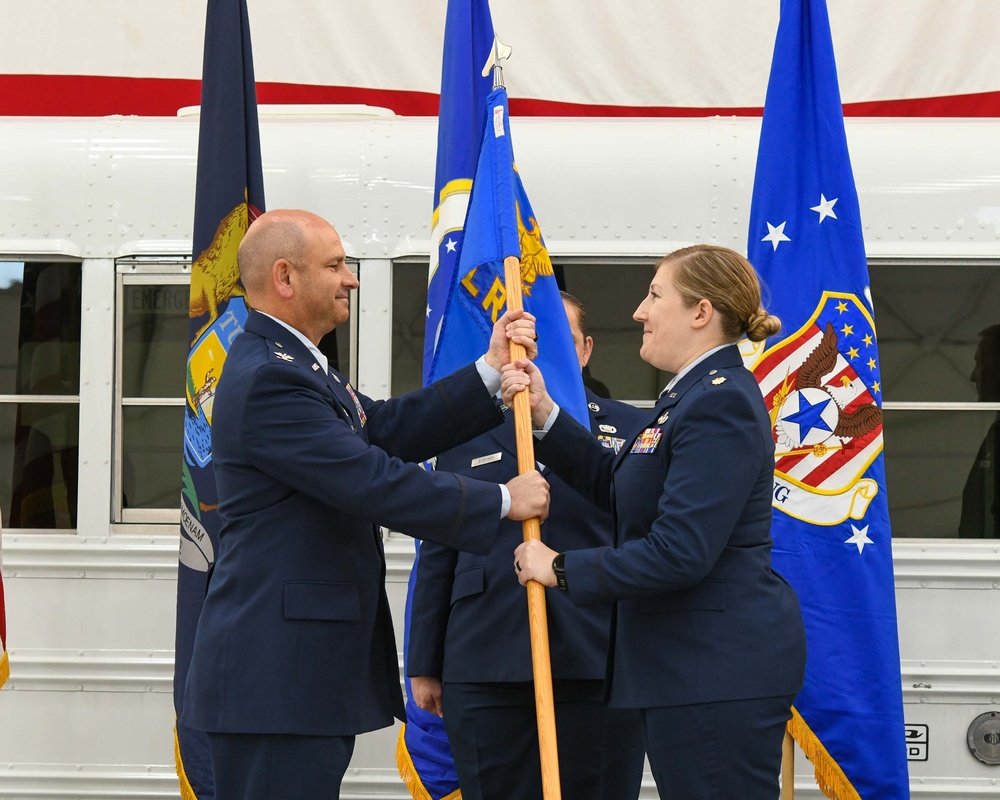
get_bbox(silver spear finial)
[481,36,512,89]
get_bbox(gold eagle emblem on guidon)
[516,200,553,296]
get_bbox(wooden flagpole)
[504,254,562,800]
[781,726,795,798]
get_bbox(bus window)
[117,269,189,522]
[390,259,429,397]
[875,261,1000,538]
[558,260,671,403]
[389,257,669,403]
[0,261,82,530]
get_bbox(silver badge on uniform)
[275,351,294,362]
[471,452,503,468]
[599,424,617,433]
[657,412,669,424]
[588,402,600,412]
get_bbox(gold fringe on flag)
[174,724,200,800]
[395,724,463,800]
[0,650,9,688]
[787,706,861,800]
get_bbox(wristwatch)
[551,552,568,591]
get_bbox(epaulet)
[268,339,297,365]
[701,368,729,388]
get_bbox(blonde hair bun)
[746,308,781,342]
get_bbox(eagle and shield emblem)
[743,291,883,526]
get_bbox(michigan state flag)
[173,1,265,797]
[745,0,909,797]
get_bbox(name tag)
[471,452,503,468]
[630,428,663,455]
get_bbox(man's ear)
[581,335,594,368]
[272,258,294,299]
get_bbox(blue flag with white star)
[745,0,909,797]
[398,2,495,797]
[422,0,495,387]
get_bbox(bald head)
[238,209,327,300]
[236,208,356,343]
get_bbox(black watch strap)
[552,552,568,591]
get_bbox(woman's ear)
[691,298,714,330]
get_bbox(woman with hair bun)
[506,244,806,798]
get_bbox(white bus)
[1,109,998,798]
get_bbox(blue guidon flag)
[426,85,588,422]
[745,1,909,798]
[173,1,265,797]
[398,4,588,798]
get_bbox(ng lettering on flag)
[745,0,909,797]
[173,1,265,797]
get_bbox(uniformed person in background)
[407,293,646,800]
[960,323,1000,537]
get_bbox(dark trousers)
[442,680,645,800]
[641,695,794,799]
[206,731,355,800]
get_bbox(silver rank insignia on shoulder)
[712,376,727,385]
[599,423,617,433]
[275,351,294,362]
[657,411,669,424]
[471,452,503,468]
[311,363,321,371]
[588,402,600,412]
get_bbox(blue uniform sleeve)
[567,383,769,603]
[360,363,504,463]
[238,363,501,554]
[406,538,459,679]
